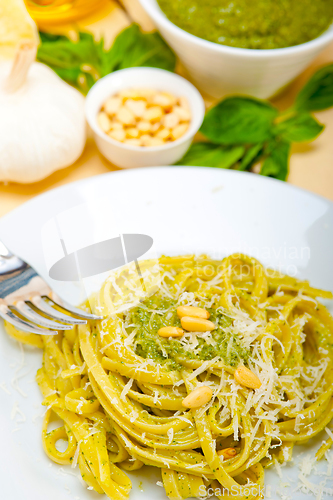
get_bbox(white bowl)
[139,0,333,99]
[85,67,205,169]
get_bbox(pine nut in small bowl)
[85,67,205,168]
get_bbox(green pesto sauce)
[127,294,249,371]
[157,0,333,50]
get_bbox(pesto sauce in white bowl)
[157,0,333,49]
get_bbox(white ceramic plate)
[0,167,332,500]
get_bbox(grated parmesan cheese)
[167,427,174,445]
[71,440,82,469]
[120,378,133,401]
[11,401,26,423]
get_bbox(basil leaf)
[99,25,176,75]
[52,67,82,87]
[295,64,333,112]
[238,143,263,171]
[38,32,100,71]
[176,142,245,168]
[37,25,176,93]
[261,140,291,181]
[99,24,141,75]
[275,113,324,142]
[117,28,176,72]
[38,33,102,92]
[39,32,68,43]
[200,97,278,145]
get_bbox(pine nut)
[104,96,121,115]
[98,88,192,146]
[136,88,156,99]
[140,134,154,146]
[156,128,171,140]
[126,127,140,139]
[177,306,210,320]
[144,106,164,123]
[234,366,261,390]
[158,327,184,338]
[182,386,213,408]
[97,112,112,133]
[162,112,179,129]
[151,122,161,133]
[217,448,237,460]
[125,99,146,118]
[110,121,123,131]
[117,107,135,126]
[181,316,215,332]
[137,121,152,133]
[152,92,177,109]
[171,123,189,140]
[173,105,192,122]
[108,129,126,142]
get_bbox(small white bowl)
[85,67,205,169]
[139,0,333,99]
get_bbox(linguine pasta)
[5,254,333,500]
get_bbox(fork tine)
[43,295,102,321]
[13,303,73,331]
[0,308,56,335]
[32,296,86,325]
[25,300,79,327]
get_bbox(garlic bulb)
[0,42,86,183]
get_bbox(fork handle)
[0,240,13,258]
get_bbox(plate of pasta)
[0,167,333,500]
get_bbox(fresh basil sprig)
[37,25,176,94]
[178,64,333,180]
[294,64,333,112]
[200,97,278,144]
[178,143,245,168]
[260,139,290,181]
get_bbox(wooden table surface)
[0,0,332,219]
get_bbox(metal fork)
[0,240,102,335]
